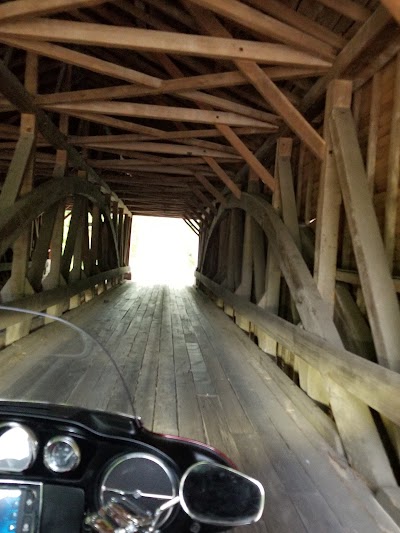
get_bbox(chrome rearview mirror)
[179,461,265,527]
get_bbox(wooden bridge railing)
[0,266,130,329]
[196,271,400,429]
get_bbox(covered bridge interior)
[1,0,400,531]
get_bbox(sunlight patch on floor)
[129,216,198,287]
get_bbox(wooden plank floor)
[1,282,399,533]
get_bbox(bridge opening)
[129,216,198,287]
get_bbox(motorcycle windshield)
[0,306,136,417]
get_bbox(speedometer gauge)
[100,453,179,528]
[44,436,81,473]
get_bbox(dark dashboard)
[0,402,231,533]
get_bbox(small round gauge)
[44,436,81,473]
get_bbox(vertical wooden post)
[235,211,253,300]
[117,207,124,265]
[384,52,400,269]
[257,141,283,354]
[120,213,128,267]
[235,180,255,331]
[42,71,71,317]
[101,193,111,273]
[1,52,37,342]
[42,199,66,290]
[61,196,85,281]
[124,215,132,268]
[27,203,59,292]
[304,164,313,224]
[1,53,37,302]
[249,171,265,303]
[224,210,243,292]
[277,138,301,249]
[222,210,243,317]
[90,205,101,275]
[28,106,72,293]
[112,201,119,232]
[296,143,305,218]
[366,71,381,193]
[314,80,353,316]
[214,217,229,285]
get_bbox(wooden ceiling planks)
[0,0,397,219]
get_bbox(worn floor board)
[0,282,398,533]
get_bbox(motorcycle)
[0,306,264,532]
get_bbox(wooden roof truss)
[0,0,398,220]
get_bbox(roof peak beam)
[0,18,332,68]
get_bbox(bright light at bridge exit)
[129,217,199,287]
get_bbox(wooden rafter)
[0,18,332,68]
[28,66,327,106]
[245,0,346,49]
[187,0,337,60]
[44,100,275,128]
[0,37,161,87]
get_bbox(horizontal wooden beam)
[45,100,274,128]
[0,18,332,67]
[69,133,237,154]
[81,142,243,159]
[32,66,328,106]
[0,266,129,328]
[336,269,400,293]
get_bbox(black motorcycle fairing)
[0,401,233,533]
